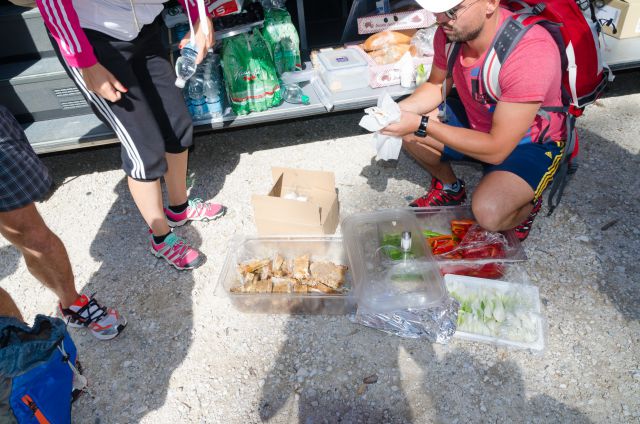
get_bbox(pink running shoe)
[150,232,204,270]
[164,198,226,228]
[60,293,127,341]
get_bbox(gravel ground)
[2,70,639,424]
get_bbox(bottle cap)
[175,78,186,89]
[401,231,412,252]
[301,94,310,105]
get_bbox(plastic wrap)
[410,26,438,57]
[437,225,509,260]
[221,29,282,115]
[351,296,459,342]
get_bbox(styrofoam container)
[315,49,370,93]
[445,274,545,352]
[410,206,527,279]
[217,236,354,314]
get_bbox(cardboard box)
[252,168,340,235]
[207,0,243,17]
[348,45,433,88]
[357,9,435,34]
[596,0,640,39]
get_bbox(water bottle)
[187,73,208,120]
[282,83,310,105]
[203,55,224,117]
[175,41,198,88]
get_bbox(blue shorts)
[439,97,564,201]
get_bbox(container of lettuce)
[444,274,545,352]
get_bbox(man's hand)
[80,63,127,102]
[380,111,423,137]
[179,18,215,64]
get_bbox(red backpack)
[443,0,611,214]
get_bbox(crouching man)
[382,0,566,241]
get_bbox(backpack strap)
[479,15,536,104]
[547,112,577,215]
[440,42,462,123]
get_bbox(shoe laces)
[188,198,210,213]
[162,233,191,256]
[68,293,107,325]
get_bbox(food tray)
[217,236,354,314]
[411,206,527,279]
[445,274,545,352]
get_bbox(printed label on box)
[207,0,242,17]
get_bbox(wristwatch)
[414,115,429,138]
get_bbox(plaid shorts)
[0,105,52,212]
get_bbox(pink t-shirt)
[433,8,566,143]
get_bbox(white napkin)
[359,94,403,161]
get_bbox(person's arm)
[35,0,96,68]
[398,64,452,115]
[177,0,215,64]
[382,99,541,164]
[35,0,127,102]
[419,101,542,164]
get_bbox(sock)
[168,201,189,214]
[152,232,171,244]
[443,179,462,192]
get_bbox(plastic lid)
[341,209,447,312]
[317,49,368,72]
[175,77,186,88]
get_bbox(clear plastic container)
[445,274,545,352]
[341,209,448,313]
[410,206,527,279]
[217,236,354,314]
[316,49,369,93]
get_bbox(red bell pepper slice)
[450,219,476,241]
[427,235,458,255]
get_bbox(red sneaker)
[514,197,543,242]
[409,178,467,207]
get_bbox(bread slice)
[308,282,336,294]
[238,258,271,275]
[309,262,348,289]
[293,254,311,280]
[272,277,295,293]
[255,278,273,293]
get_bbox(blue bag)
[0,315,82,424]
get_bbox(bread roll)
[363,31,413,52]
[367,44,411,65]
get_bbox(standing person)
[35,0,227,269]
[381,0,566,241]
[0,105,126,339]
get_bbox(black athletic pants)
[51,18,193,181]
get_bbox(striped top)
[35,0,199,68]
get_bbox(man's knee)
[471,201,504,232]
[0,205,52,251]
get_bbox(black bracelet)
[414,115,429,138]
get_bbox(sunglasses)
[442,0,481,20]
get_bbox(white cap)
[175,77,186,89]
[415,0,464,13]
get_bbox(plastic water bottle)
[187,73,207,120]
[282,83,310,105]
[203,55,224,117]
[175,41,198,88]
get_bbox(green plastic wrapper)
[221,29,282,115]
[261,7,301,75]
